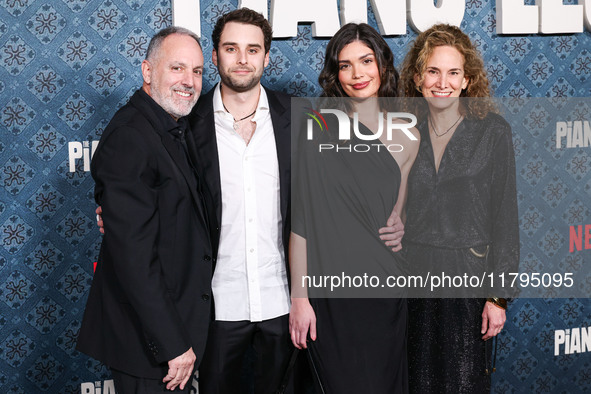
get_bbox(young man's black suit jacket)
[187,85,291,277]
[77,89,214,379]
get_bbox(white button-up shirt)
[211,84,290,322]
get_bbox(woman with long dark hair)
[289,23,419,393]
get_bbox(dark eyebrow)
[338,53,374,63]
[222,42,262,49]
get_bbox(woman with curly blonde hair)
[399,24,496,119]
[396,24,519,393]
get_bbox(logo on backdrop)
[68,140,99,172]
[81,380,115,394]
[568,224,591,252]
[554,325,591,355]
[175,0,591,37]
[556,120,591,149]
[305,109,417,153]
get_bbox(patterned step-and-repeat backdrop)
[0,0,590,392]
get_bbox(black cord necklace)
[222,101,257,130]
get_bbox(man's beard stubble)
[218,67,262,93]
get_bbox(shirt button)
[203,255,211,261]
[249,218,253,223]
[250,248,254,253]
[202,294,210,301]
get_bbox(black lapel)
[189,88,223,229]
[129,90,208,226]
[157,129,208,226]
[266,87,291,225]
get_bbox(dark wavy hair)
[319,23,398,98]
[399,23,495,119]
[212,8,273,54]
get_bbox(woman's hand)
[378,209,404,252]
[481,301,506,340]
[289,297,317,349]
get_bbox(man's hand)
[96,206,104,234]
[378,209,404,252]
[481,302,506,340]
[289,298,316,349]
[163,347,196,391]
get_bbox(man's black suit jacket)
[76,89,213,378]
[187,85,291,279]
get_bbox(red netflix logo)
[569,225,591,252]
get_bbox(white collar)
[213,83,269,118]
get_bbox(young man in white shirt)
[188,8,294,393]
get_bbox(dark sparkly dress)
[292,119,408,394]
[404,113,519,393]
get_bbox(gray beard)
[151,88,195,119]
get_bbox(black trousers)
[111,368,196,394]
[198,314,294,394]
